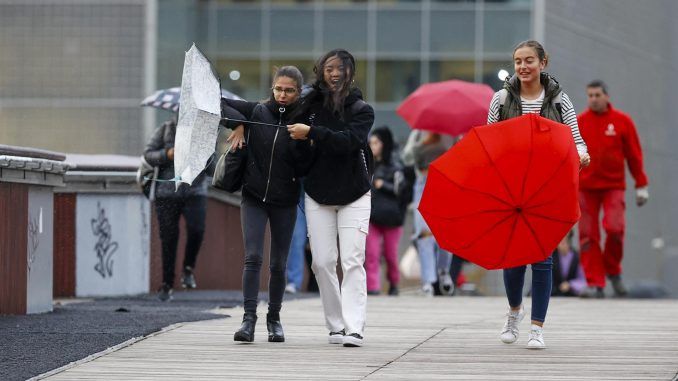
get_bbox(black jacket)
[370,158,407,227]
[221,98,310,206]
[301,86,375,205]
[143,119,210,198]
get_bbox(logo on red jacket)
[605,123,617,136]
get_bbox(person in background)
[285,189,307,295]
[365,126,407,296]
[402,130,460,296]
[577,80,649,299]
[551,231,587,297]
[143,115,210,302]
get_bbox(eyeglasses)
[272,87,298,95]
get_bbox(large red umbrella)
[396,80,494,136]
[418,114,581,269]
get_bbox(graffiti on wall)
[91,202,118,278]
[27,213,40,275]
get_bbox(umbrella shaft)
[221,118,285,128]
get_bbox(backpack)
[348,99,375,181]
[497,88,562,120]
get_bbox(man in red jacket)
[577,80,649,298]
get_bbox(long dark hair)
[312,49,356,115]
[370,126,394,165]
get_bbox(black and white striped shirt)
[487,89,587,154]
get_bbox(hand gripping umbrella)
[173,43,223,187]
[418,114,581,269]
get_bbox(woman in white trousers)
[287,49,375,347]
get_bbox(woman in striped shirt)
[488,40,590,350]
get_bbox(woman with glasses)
[222,66,311,343]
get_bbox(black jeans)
[155,196,207,287]
[241,194,297,314]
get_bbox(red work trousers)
[578,189,625,288]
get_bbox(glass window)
[482,60,513,91]
[376,10,421,53]
[324,10,368,54]
[373,108,411,147]
[430,10,475,54]
[375,60,420,102]
[429,60,475,82]
[269,8,315,53]
[485,0,530,3]
[352,60,369,97]
[216,8,262,53]
[483,9,531,53]
[215,59,262,101]
[324,0,367,3]
[214,0,263,4]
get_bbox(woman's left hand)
[287,123,311,140]
[579,152,591,169]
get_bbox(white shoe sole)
[526,341,546,349]
[328,335,344,344]
[500,334,518,344]
[342,336,363,347]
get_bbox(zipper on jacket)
[263,106,285,202]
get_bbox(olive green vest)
[498,72,563,123]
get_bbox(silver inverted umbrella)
[174,43,222,187]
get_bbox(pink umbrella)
[397,80,495,136]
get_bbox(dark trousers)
[241,195,297,314]
[504,255,553,323]
[450,255,464,286]
[155,196,207,287]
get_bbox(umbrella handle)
[221,118,285,128]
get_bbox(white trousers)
[305,192,371,336]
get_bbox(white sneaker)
[500,306,525,344]
[342,333,364,347]
[328,329,345,344]
[421,283,434,297]
[284,283,297,294]
[526,324,546,349]
[438,272,454,296]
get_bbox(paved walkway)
[37,296,678,380]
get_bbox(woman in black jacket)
[287,49,374,347]
[222,66,310,343]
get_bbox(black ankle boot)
[266,312,285,342]
[234,313,257,342]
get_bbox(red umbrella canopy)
[418,114,581,270]
[396,80,494,136]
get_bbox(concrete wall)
[75,194,150,297]
[544,0,678,295]
[26,187,54,314]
